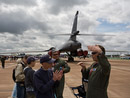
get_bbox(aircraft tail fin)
[69,11,79,41]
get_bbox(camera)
[59,67,62,70]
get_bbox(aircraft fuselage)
[59,40,81,52]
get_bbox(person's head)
[91,51,99,62]
[22,55,28,64]
[27,56,36,67]
[92,45,105,62]
[98,45,105,54]
[40,55,55,70]
[51,49,60,59]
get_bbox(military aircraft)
[51,11,113,61]
[0,11,114,61]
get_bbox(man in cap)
[33,55,63,98]
[78,45,111,98]
[51,49,70,98]
[24,56,36,98]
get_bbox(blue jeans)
[12,83,17,98]
[16,82,26,98]
[54,94,57,98]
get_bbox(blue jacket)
[33,67,57,98]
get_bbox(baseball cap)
[40,55,55,64]
[27,56,36,64]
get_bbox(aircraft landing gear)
[68,57,74,62]
[66,52,74,62]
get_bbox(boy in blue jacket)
[33,55,63,98]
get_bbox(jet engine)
[77,49,88,57]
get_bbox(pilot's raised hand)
[87,45,102,53]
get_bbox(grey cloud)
[117,40,126,44]
[0,0,37,6]
[79,18,98,32]
[28,37,36,40]
[94,36,106,42]
[108,44,121,48]
[0,11,50,35]
[0,42,15,51]
[0,38,42,53]
[46,0,88,14]
[7,37,19,41]
[126,44,130,49]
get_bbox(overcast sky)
[0,0,130,54]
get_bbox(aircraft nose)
[59,47,66,52]
[58,44,71,52]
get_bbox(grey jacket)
[15,61,26,82]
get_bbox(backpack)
[12,63,25,82]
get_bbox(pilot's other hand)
[78,62,86,70]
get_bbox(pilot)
[51,49,70,98]
[78,45,111,98]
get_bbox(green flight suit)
[82,53,111,98]
[54,59,70,98]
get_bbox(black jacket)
[24,67,35,89]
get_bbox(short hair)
[98,45,105,54]
[23,55,28,59]
[27,57,36,64]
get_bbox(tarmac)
[0,58,130,98]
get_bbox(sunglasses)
[53,54,59,56]
[91,52,98,55]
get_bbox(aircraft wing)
[54,33,114,36]
[0,47,56,55]
[0,50,48,55]
[78,34,114,36]
[106,50,129,52]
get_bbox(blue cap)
[27,56,36,64]
[40,55,55,64]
